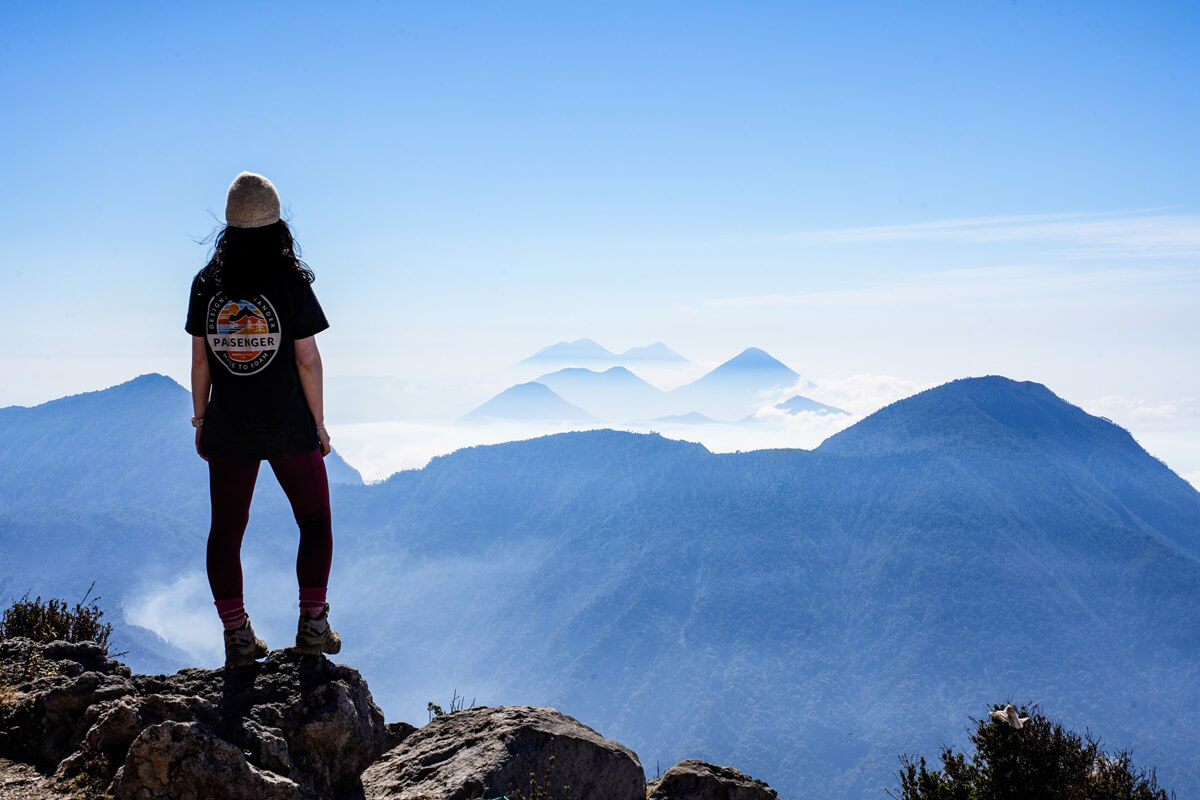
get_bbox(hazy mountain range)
[519,338,690,365]
[1,374,1197,799]
[470,347,846,423]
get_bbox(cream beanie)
[225,171,281,229]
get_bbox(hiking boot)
[224,617,269,668]
[295,603,342,656]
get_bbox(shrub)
[0,582,115,655]
[888,703,1173,800]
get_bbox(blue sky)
[2,1,1198,476]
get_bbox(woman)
[186,171,341,668]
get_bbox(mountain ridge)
[0,373,363,504]
[2,374,1198,799]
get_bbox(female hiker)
[186,171,341,668]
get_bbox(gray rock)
[55,692,220,784]
[0,669,137,768]
[0,636,138,769]
[42,640,131,678]
[115,720,300,800]
[384,720,418,751]
[2,639,390,799]
[361,705,645,800]
[647,759,779,800]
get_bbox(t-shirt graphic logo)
[205,292,281,375]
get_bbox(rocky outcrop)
[648,759,779,800]
[1,638,779,800]
[0,637,388,799]
[0,638,136,769]
[118,720,301,800]
[361,705,646,800]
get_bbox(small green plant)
[428,688,476,721]
[510,755,572,800]
[68,745,114,800]
[0,582,116,655]
[468,755,572,800]
[0,644,61,695]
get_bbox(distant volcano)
[535,367,666,421]
[671,347,808,419]
[519,339,615,364]
[689,347,799,386]
[463,382,594,422]
[774,395,849,416]
[519,339,690,367]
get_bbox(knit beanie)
[225,171,281,229]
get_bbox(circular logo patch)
[205,292,281,375]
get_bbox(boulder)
[384,720,418,750]
[115,720,300,800]
[361,705,645,800]
[1,639,390,799]
[647,759,779,800]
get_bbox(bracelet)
[191,417,205,428]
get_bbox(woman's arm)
[191,336,211,461]
[295,335,331,457]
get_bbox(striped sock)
[299,587,327,619]
[215,597,247,631]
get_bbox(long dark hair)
[197,219,315,290]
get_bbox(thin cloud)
[705,264,1200,310]
[1084,395,1196,423]
[745,209,1200,260]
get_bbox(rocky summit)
[0,638,778,800]
[648,760,779,800]
[361,705,645,800]
[0,636,389,799]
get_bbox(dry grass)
[1,583,114,655]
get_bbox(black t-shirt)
[185,273,330,459]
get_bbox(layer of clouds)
[1083,395,1195,422]
[122,554,305,668]
[122,571,223,666]
[705,263,1200,311]
[330,373,929,481]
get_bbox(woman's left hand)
[317,426,331,458]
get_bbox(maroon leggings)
[206,448,333,602]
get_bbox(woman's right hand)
[196,428,208,462]
[317,426,331,458]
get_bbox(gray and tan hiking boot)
[224,617,269,668]
[295,603,342,656]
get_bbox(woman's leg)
[268,448,333,616]
[206,456,261,628]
